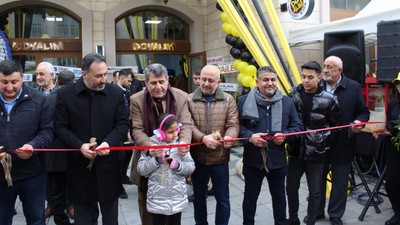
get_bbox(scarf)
[242,87,283,132]
[143,84,177,136]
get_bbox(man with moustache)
[36,62,57,96]
[188,64,239,225]
[129,63,192,225]
[0,59,53,225]
[238,66,302,225]
[318,56,369,225]
[54,53,129,225]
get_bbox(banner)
[0,30,12,61]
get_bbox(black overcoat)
[54,77,129,203]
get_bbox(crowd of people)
[1,53,400,225]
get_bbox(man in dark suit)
[46,70,75,225]
[54,53,129,225]
[318,56,370,225]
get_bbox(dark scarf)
[142,84,176,136]
[242,87,283,132]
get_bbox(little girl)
[137,113,195,225]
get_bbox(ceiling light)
[46,17,63,22]
[145,20,162,24]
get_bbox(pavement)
[13,145,393,225]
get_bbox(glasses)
[395,83,400,87]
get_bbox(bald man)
[188,65,239,225]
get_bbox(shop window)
[0,7,79,39]
[116,10,189,40]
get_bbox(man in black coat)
[54,53,129,225]
[318,56,370,225]
[46,70,75,225]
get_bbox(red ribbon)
[3,122,385,152]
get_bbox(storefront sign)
[287,0,314,20]
[107,66,139,74]
[219,83,238,92]
[54,66,82,78]
[207,56,224,65]
[23,74,33,82]
[132,42,175,51]
[12,41,64,51]
[217,62,237,74]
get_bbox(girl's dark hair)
[157,113,178,131]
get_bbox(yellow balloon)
[250,80,257,89]
[225,23,233,35]
[231,27,240,37]
[237,61,249,73]
[220,12,229,23]
[233,59,241,70]
[245,65,257,77]
[237,72,245,83]
[221,23,228,33]
[242,75,254,87]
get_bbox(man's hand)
[202,134,221,150]
[80,142,97,159]
[0,152,6,160]
[273,133,285,146]
[15,144,34,160]
[223,136,234,149]
[96,142,110,156]
[249,133,268,148]
[351,120,364,134]
[178,141,189,156]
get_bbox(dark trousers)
[74,198,117,225]
[138,187,153,225]
[385,146,400,215]
[0,173,46,225]
[152,212,181,225]
[286,158,324,222]
[319,162,350,219]
[191,163,230,225]
[242,165,287,225]
[47,171,71,225]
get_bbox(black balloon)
[230,47,241,59]
[236,38,246,50]
[240,50,252,62]
[216,3,223,12]
[225,35,238,46]
[249,58,259,68]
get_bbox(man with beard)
[129,63,192,225]
[238,66,302,225]
[188,64,239,225]
[36,62,57,96]
[54,53,129,225]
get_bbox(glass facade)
[0,7,80,39]
[116,10,189,40]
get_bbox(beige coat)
[129,87,192,187]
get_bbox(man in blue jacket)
[238,66,302,225]
[0,59,53,225]
[318,56,370,225]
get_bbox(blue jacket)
[238,93,302,170]
[323,75,370,163]
[0,84,53,182]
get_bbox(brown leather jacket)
[188,87,239,165]
[129,87,192,187]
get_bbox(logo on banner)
[287,0,315,20]
[0,30,12,60]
